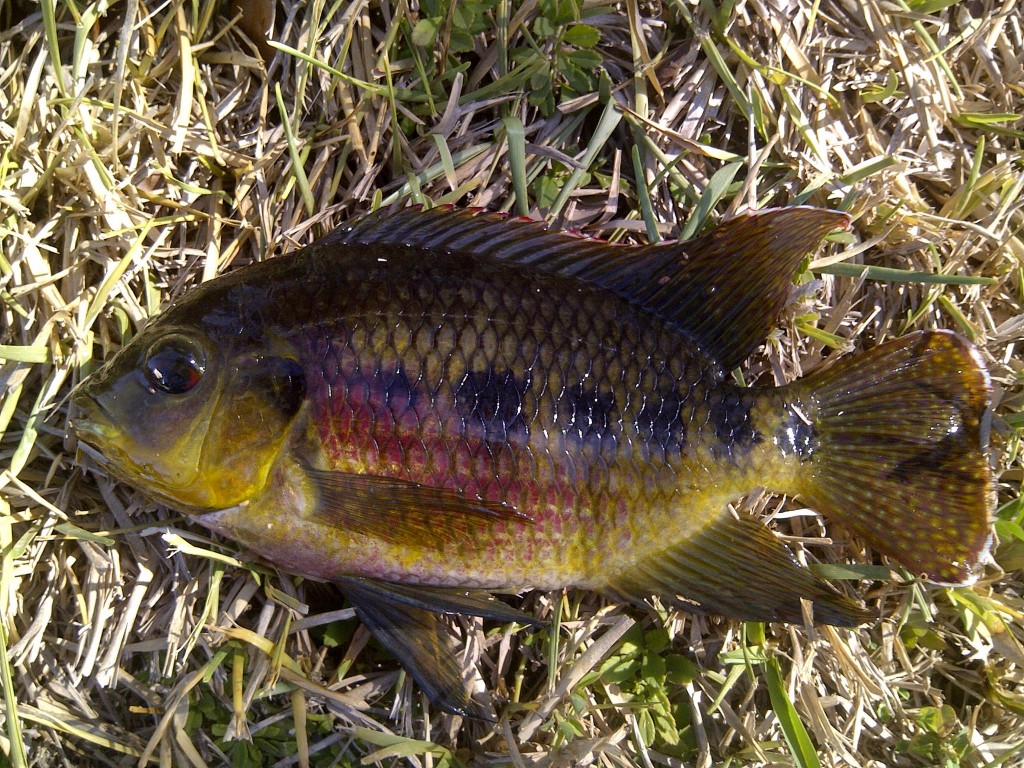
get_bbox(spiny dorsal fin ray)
[601,508,871,626]
[582,207,853,371]
[330,206,851,371]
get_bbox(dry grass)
[2,0,1023,765]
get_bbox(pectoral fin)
[603,509,871,626]
[306,468,531,549]
[337,576,537,718]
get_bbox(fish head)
[72,312,307,514]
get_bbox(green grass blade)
[84,221,156,330]
[949,135,985,219]
[10,365,70,478]
[795,320,848,349]
[547,594,563,694]
[938,294,978,340]
[0,345,49,364]
[764,658,820,768]
[381,145,490,205]
[275,83,316,216]
[39,0,66,97]
[815,262,997,285]
[53,521,116,547]
[861,70,899,104]
[0,382,23,442]
[268,40,386,94]
[503,116,530,216]
[631,144,660,242]
[678,161,742,241]
[431,134,458,193]
[671,1,751,116]
[549,98,622,218]
[839,156,897,185]
[1,500,28,768]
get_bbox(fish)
[71,206,994,717]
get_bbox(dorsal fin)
[330,206,851,371]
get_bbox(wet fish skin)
[71,206,993,716]
[199,247,775,587]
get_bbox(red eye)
[144,337,206,394]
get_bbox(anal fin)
[337,576,539,625]
[602,509,870,626]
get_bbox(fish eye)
[144,335,206,395]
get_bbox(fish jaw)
[71,395,119,468]
[71,388,195,498]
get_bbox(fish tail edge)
[792,329,994,585]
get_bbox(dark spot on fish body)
[379,365,419,421]
[707,388,761,455]
[299,323,423,464]
[456,367,532,441]
[563,381,619,445]
[635,387,687,452]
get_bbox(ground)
[1,0,1023,766]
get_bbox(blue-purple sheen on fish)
[72,206,994,717]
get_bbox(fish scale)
[291,254,724,588]
[72,206,993,716]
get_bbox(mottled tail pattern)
[790,330,993,585]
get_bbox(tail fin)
[789,330,993,585]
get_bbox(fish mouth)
[69,392,121,464]
[69,387,211,510]
[74,438,113,469]
[70,396,164,496]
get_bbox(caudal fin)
[789,330,993,585]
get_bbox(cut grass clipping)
[2,0,1023,766]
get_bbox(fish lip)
[75,438,112,468]
[69,392,119,455]
[71,414,115,443]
